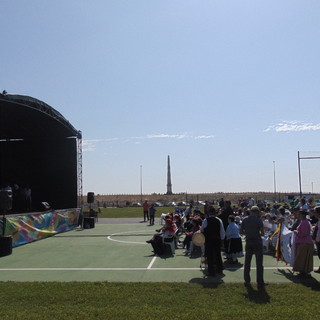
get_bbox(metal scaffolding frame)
[77,132,83,210]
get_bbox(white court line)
[107,230,151,245]
[147,256,157,269]
[0,266,292,271]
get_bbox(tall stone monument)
[166,155,173,195]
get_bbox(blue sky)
[1,1,320,195]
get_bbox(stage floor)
[0,218,319,284]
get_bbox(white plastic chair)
[162,235,176,255]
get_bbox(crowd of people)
[144,197,320,286]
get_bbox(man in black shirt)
[240,206,265,288]
[201,206,225,276]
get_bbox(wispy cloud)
[195,135,215,139]
[82,140,96,152]
[146,133,188,139]
[264,121,320,133]
[83,133,214,151]
[82,138,120,151]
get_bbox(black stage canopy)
[0,93,81,211]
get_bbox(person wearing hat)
[240,206,266,288]
[146,216,177,255]
[293,210,313,276]
[200,206,225,277]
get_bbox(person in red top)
[143,200,149,222]
[146,216,177,255]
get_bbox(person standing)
[143,200,149,222]
[293,210,313,276]
[240,206,266,288]
[204,201,210,218]
[201,206,225,277]
[313,207,320,273]
[225,215,243,264]
[149,203,156,226]
[219,200,233,249]
[219,200,233,231]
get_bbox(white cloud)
[264,121,320,133]
[82,140,96,152]
[82,132,215,151]
[146,133,188,139]
[82,138,120,152]
[195,135,215,139]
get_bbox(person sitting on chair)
[146,216,177,255]
[180,217,202,255]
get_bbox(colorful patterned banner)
[1,208,80,247]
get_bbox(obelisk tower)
[166,155,173,195]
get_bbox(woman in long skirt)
[293,211,313,276]
[225,215,243,264]
[313,207,320,273]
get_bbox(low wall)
[1,208,80,247]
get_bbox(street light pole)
[297,151,320,198]
[140,165,143,205]
[298,151,302,198]
[273,161,277,202]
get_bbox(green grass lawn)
[0,282,319,320]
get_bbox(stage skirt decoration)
[0,208,80,247]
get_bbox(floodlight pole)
[298,151,302,198]
[140,165,143,205]
[273,161,277,202]
[297,151,320,199]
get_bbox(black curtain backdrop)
[0,95,79,211]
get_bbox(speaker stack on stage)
[84,192,95,229]
[0,190,13,257]
[0,236,12,257]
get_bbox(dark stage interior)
[0,93,81,211]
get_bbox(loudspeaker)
[0,235,12,257]
[83,217,95,229]
[87,192,94,204]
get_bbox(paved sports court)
[0,218,319,284]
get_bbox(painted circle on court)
[107,230,154,245]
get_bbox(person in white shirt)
[225,215,243,264]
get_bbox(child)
[225,215,243,264]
